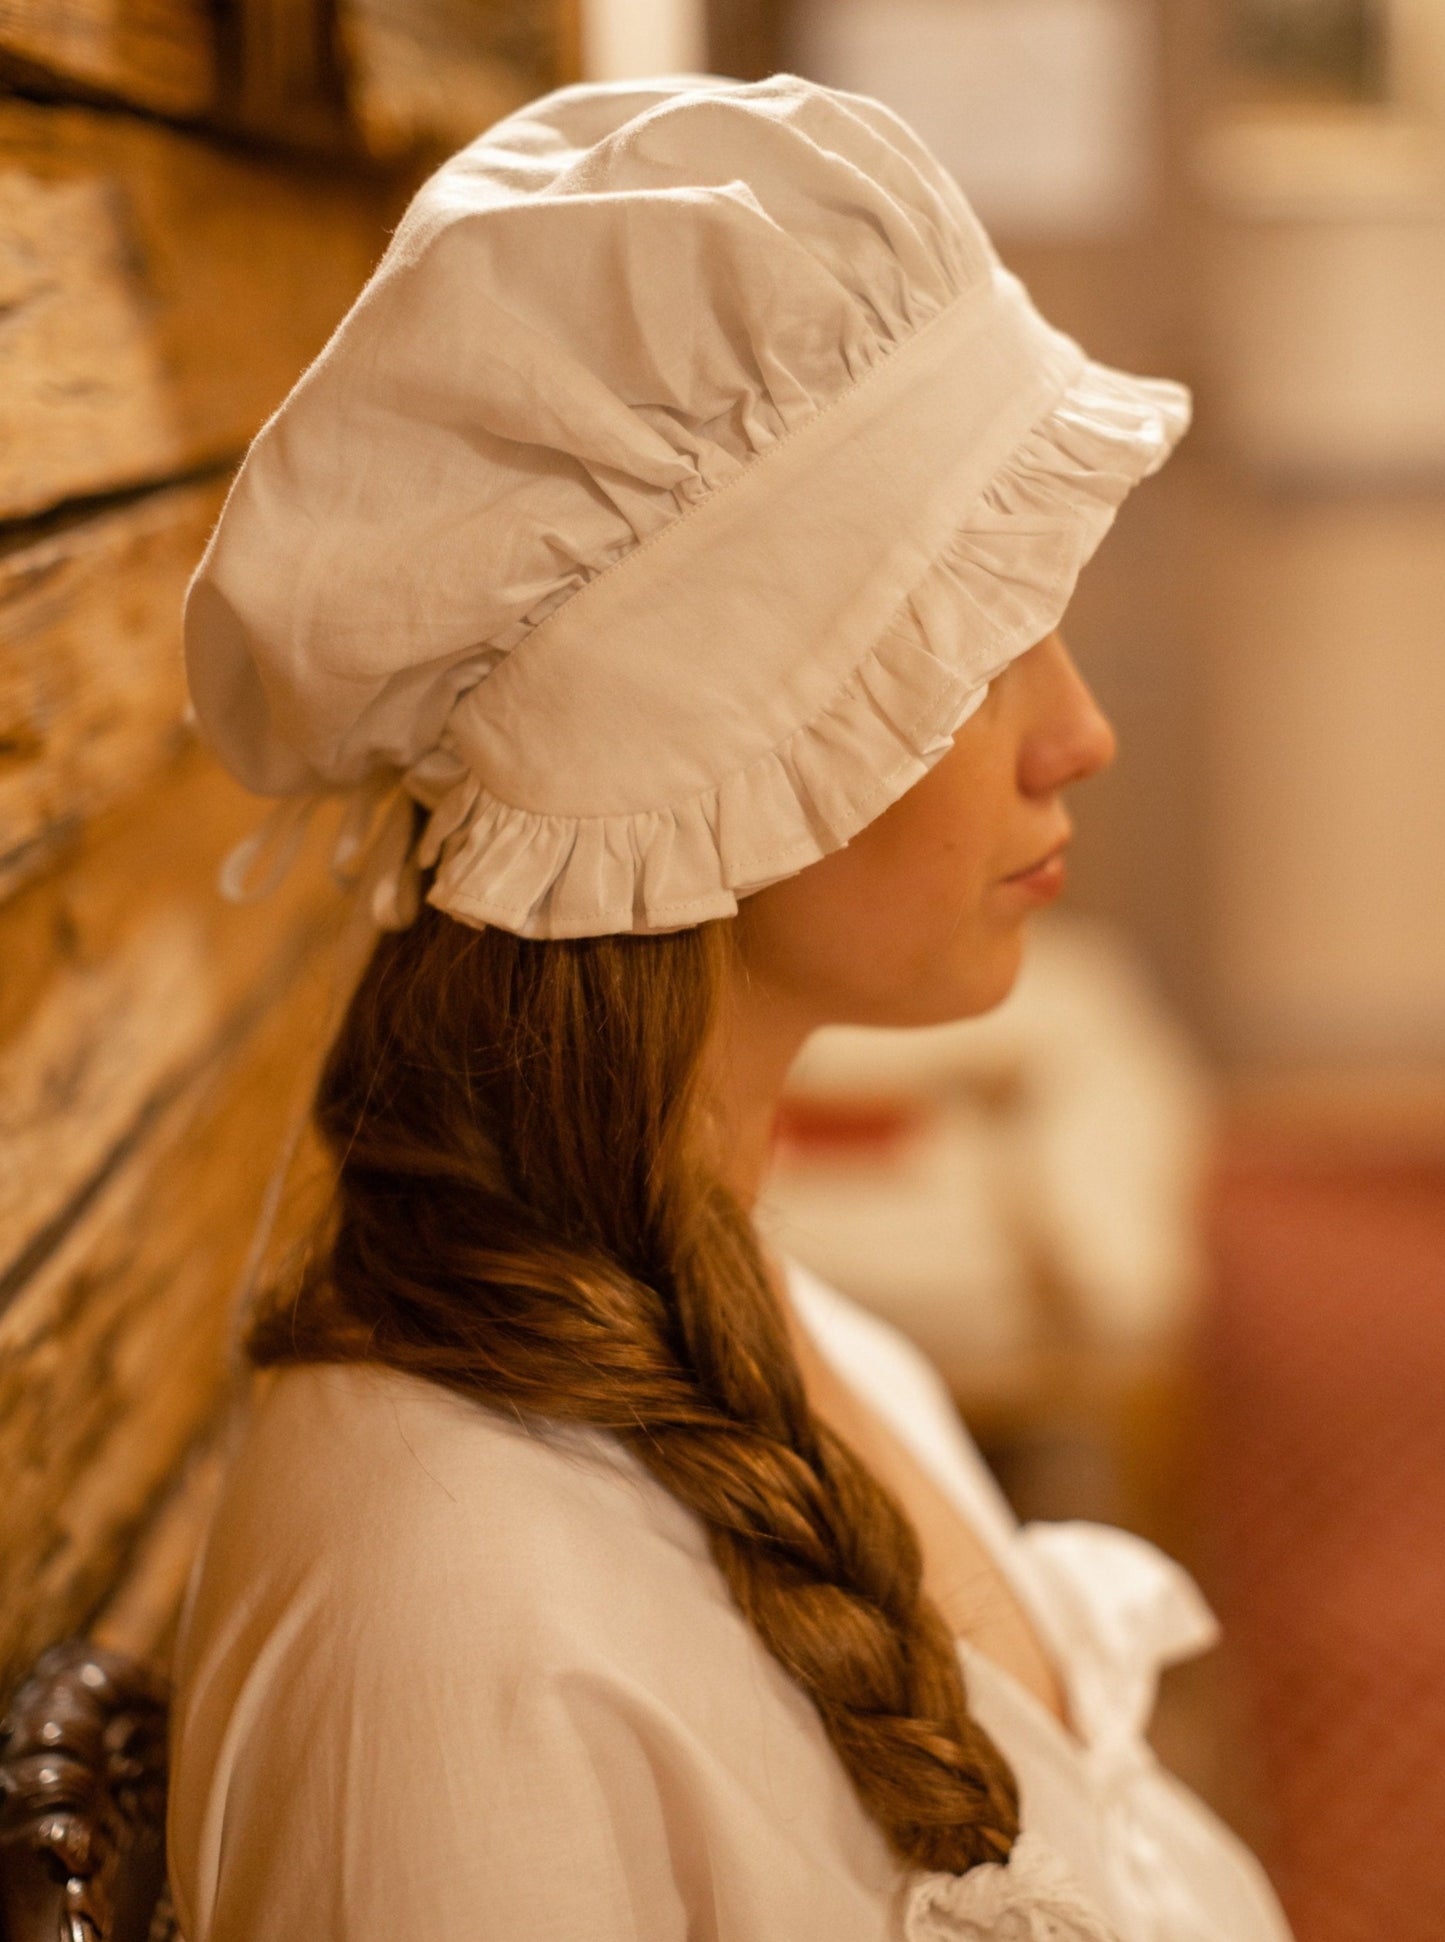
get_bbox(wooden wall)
[0,0,579,1699]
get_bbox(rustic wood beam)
[0,100,389,521]
[0,0,579,157]
[0,740,363,1296]
[0,0,217,119]
[334,0,568,159]
[0,479,228,903]
[0,924,361,1696]
[0,754,372,1692]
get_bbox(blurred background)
[1,3,1441,1938]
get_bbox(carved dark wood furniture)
[0,1640,174,1942]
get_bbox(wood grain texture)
[0,0,217,117]
[0,739,365,1301]
[0,101,387,520]
[0,479,227,903]
[0,758,373,1695]
[0,0,577,157]
[200,0,573,160]
[222,0,354,157]
[0,941,356,1698]
[336,0,565,158]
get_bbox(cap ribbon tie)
[217,768,425,932]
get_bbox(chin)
[943,913,1024,998]
[881,927,1025,1029]
[983,925,1029,1000]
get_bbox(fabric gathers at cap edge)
[184,72,1192,942]
[419,358,1189,938]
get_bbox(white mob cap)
[183,71,1191,939]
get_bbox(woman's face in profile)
[735,630,1117,1030]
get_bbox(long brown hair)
[249,891,1020,1872]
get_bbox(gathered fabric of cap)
[183,71,1191,941]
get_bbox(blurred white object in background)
[755,912,1216,1368]
[581,0,707,80]
[1195,37,1445,1069]
[788,0,1158,239]
[1197,109,1445,478]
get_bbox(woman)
[169,73,1293,1940]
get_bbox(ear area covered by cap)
[181,70,1190,941]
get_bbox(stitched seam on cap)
[449,351,1096,827]
[496,279,993,662]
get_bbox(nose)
[1015,631,1117,797]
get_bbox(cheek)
[737,767,1026,1025]
[856,748,1010,943]
[866,825,1026,1020]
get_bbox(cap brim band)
[421,276,1189,937]
[449,269,1079,819]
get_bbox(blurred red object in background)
[772,1094,933,1164]
[1197,1127,1445,1942]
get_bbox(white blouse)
[167,1255,1294,1941]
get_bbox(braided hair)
[249,895,1020,1872]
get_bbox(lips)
[1000,836,1071,883]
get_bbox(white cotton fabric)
[166,1256,1294,1942]
[182,72,1191,940]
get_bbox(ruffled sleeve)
[1002,1522,1242,1941]
[1015,1520,1221,1753]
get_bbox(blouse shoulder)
[168,1358,909,1942]
[1014,1519,1220,1744]
[189,1358,715,1662]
